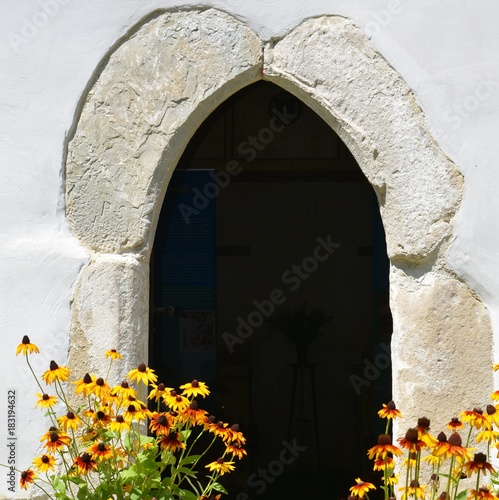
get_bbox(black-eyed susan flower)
[485,404,499,427]
[476,428,499,444]
[127,363,157,385]
[378,401,402,420]
[58,411,82,431]
[34,393,58,410]
[42,430,71,452]
[41,360,71,385]
[398,428,426,452]
[74,453,97,474]
[105,349,122,360]
[460,407,489,430]
[464,452,495,476]
[158,431,186,452]
[349,478,376,498]
[179,379,210,398]
[205,458,235,476]
[226,441,247,460]
[447,417,464,431]
[88,442,114,461]
[112,380,136,399]
[93,410,112,426]
[110,414,130,433]
[16,336,40,356]
[148,382,171,402]
[32,454,56,473]
[434,431,472,461]
[74,373,94,397]
[89,377,112,401]
[178,400,208,425]
[19,469,36,489]
[367,434,402,460]
[417,416,438,447]
[224,423,246,446]
[373,456,395,471]
[123,404,146,422]
[206,419,230,440]
[149,412,173,435]
[163,390,189,412]
[400,480,426,500]
[468,487,499,500]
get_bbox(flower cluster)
[348,382,499,500]
[14,336,246,499]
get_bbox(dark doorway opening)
[150,81,392,499]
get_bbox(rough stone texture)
[69,254,149,388]
[391,268,493,432]
[264,16,463,264]
[67,9,262,256]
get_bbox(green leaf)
[211,481,228,494]
[456,490,469,500]
[178,454,201,466]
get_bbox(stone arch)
[66,9,493,427]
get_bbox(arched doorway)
[150,81,392,497]
[65,10,492,500]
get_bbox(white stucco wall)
[1,1,499,498]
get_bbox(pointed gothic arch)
[66,8,492,430]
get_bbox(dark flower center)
[448,432,462,446]
[96,377,105,386]
[96,411,106,420]
[81,453,92,464]
[437,431,447,442]
[83,373,92,384]
[473,452,488,463]
[42,394,50,401]
[116,415,125,423]
[97,443,106,452]
[158,415,168,426]
[138,363,147,372]
[121,381,129,388]
[22,335,30,344]
[67,412,75,419]
[191,379,199,387]
[190,401,199,410]
[157,383,165,391]
[231,423,240,432]
[378,434,392,446]
[127,405,136,412]
[387,400,396,410]
[170,390,177,397]
[21,471,29,479]
[49,360,59,370]
[50,432,59,442]
[473,407,483,415]
[42,455,50,464]
[404,428,419,443]
[176,395,183,402]
[487,404,496,415]
[418,417,430,429]
[450,417,461,425]
[216,457,225,464]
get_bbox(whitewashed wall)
[1,1,499,498]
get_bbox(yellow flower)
[464,452,495,476]
[88,442,114,461]
[378,401,402,420]
[127,363,157,385]
[74,373,94,397]
[367,434,402,460]
[164,391,190,412]
[16,335,40,356]
[148,382,171,402]
[400,481,426,500]
[105,349,122,359]
[74,453,97,475]
[58,411,82,431]
[179,379,210,398]
[34,393,58,410]
[41,360,71,385]
[205,458,235,476]
[89,377,112,401]
[32,454,56,473]
[349,478,376,498]
[42,430,71,452]
[19,469,36,490]
[468,487,499,500]
[109,415,130,433]
[226,442,247,460]
[112,380,136,399]
[476,428,499,444]
[158,432,186,452]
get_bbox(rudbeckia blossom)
[58,411,82,431]
[148,382,171,402]
[105,349,122,359]
[110,414,130,433]
[373,456,395,471]
[41,360,71,385]
[225,423,246,445]
[447,417,464,431]
[74,373,94,397]
[179,400,208,425]
[180,379,210,398]
[434,432,472,460]
[149,412,173,435]
[32,454,56,472]
[164,390,190,412]
[89,442,114,461]
[367,434,402,460]
[113,380,136,399]
[74,453,97,474]
[35,393,58,410]
[89,377,112,400]
[226,441,247,460]
[400,481,426,500]
[16,336,40,356]
[42,430,71,452]
[349,478,376,498]
[127,363,157,385]
[468,487,499,500]
[158,432,186,452]
[19,469,36,489]
[485,404,499,427]
[398,428,426,452]
[460,408,489,430]
[205,458,236,476]
[464,452,495,476]
[378,401,402,420]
